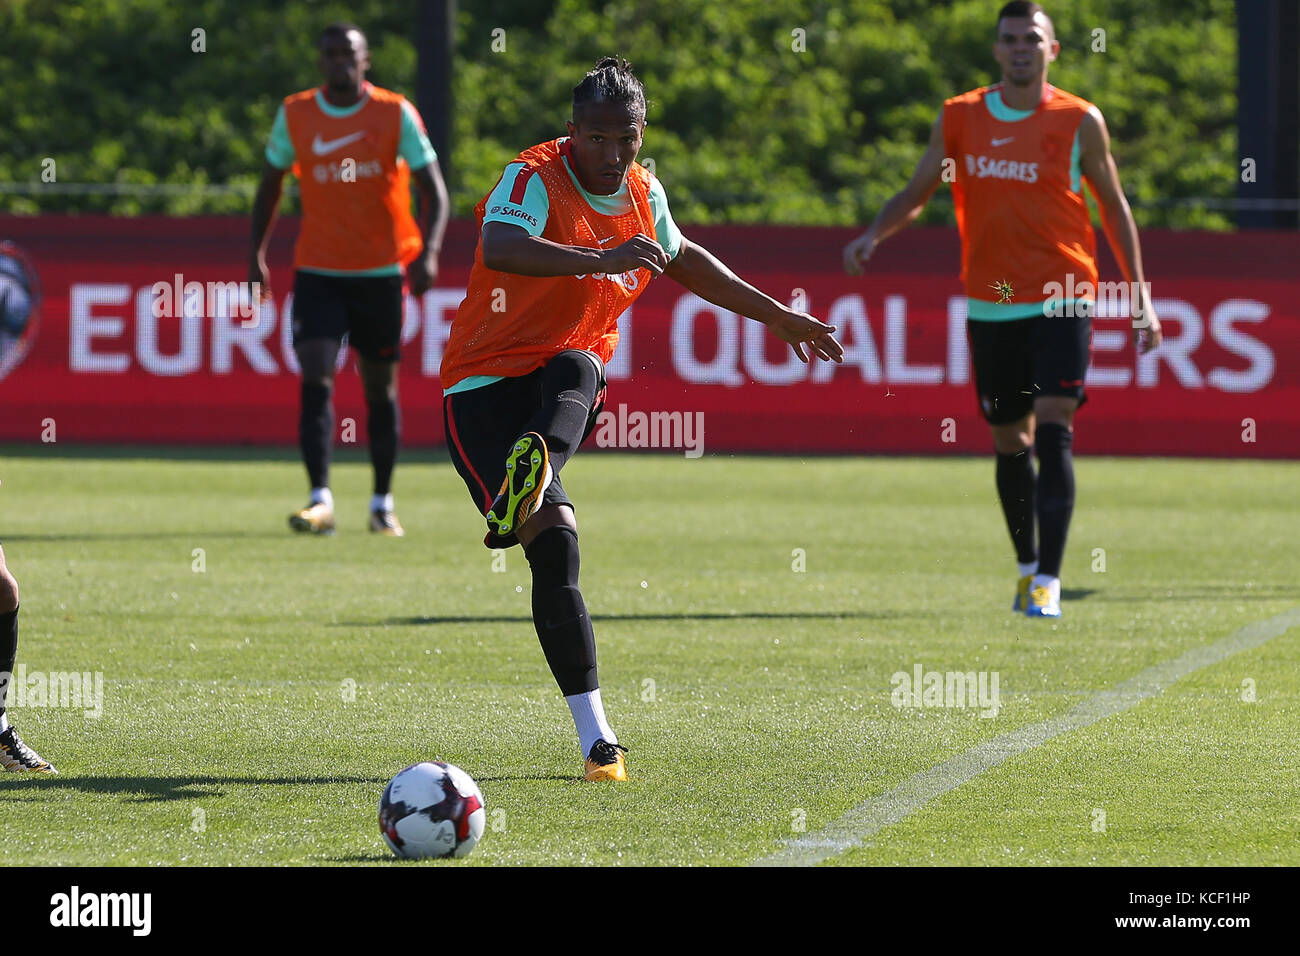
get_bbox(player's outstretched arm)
[664,238,843,364]
[1079,106,1162,353]
[843,112,947,275]
[481,222,670,277]
[409,162,450,296]
[249,160,286,301]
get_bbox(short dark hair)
[321,22,366,49]
[996,2,1045,34]
[572,56,647,123]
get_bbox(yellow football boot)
[289,501,335,535]
[0,727,57,774]
[369,509,405,536]
[1012,574,1032,612]
[583,740,628,782]
[486,433,552,538]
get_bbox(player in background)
[442,57,842,781]
[843,1,1162,618]
[0,546,56,773]
[251,22,449,537]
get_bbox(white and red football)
[379,761,486,860]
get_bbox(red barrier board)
[1,215,1296,457]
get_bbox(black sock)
[524,526,597,695]
[523,350,601,475]
[299,381,333,490]
[1035,423,1075,578]
[996,449,1037,566]
[368,395,400,498]
[0,607,17,723]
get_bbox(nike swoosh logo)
[991,136,1015,147]
[596,235,617,245]
[311,131,366,156]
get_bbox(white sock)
[1018,561,1039,578]
[565,688,616,756]
[310,487,333,508]
[370,492,394,513]
[0,711,8,734]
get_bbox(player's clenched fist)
[1132,298,1163,354]
[407,252,438,297]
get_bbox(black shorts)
[443,361,606,548]
[291,270,404,362]
[967,311,1092,425]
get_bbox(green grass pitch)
[0,445,1296,866]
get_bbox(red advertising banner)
[1,214,1296,457]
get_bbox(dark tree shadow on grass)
[1,531,287,543]
[0,443,451,465]
[0,774,390,802]
[0,772,574,804]
[1061,586,1300,602]
[352,609,932,627]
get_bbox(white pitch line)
[753,606,1300,867]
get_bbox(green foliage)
[0,0,1238,227]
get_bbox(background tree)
[0,0,1237,228]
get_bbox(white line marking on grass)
[754,606,1300,867]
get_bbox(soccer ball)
[379,761,486,860]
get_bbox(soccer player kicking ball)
[843,1,1162,618]
[0,545,56,773]
[442,57,843,781]
[251,22,449,537]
